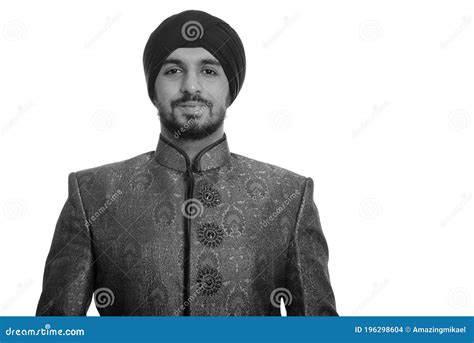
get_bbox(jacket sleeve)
[285,177,338,316]
[36,172,95,316]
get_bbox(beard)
[156,94,227,140]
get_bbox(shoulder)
[230,152,311,192]
[72,151,155,189]
[231,152,307,180]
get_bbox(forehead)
[166,47,219,64]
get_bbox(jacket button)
[197,184,221,208]
[197,222,224,248]
[196,266,222,296]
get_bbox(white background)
[0,0,473,316]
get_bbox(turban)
[143,10,246,107]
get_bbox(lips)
[179,101,204,107]
[177,101,208,115]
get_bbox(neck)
[160,126,225,162]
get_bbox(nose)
[180,70,202,95]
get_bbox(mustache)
[171,94,213,109]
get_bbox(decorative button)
[197,222,224,248]
[197,184,221,208]
[196,266,222,296]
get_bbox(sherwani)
[36,133,338,316]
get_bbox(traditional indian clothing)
[36,133,337,316]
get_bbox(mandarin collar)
[152,133,231,173]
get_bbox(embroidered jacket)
[36,133,338,316]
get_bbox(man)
[36,9,338,316]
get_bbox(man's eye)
[165,69,181,75]
[203,69,217,75]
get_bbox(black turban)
[143,10,246,107]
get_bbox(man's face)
[154,47,230,139]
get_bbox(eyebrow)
[162,58,222,68]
